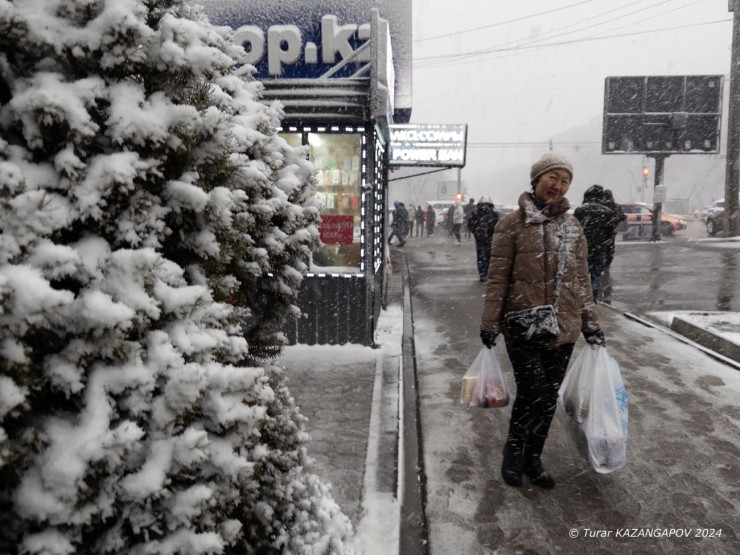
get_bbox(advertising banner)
[602,75,723,154]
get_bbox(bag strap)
[553,219,568,310]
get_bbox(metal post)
[651,154,665,241]
[725,0,740,236]
[456,167,461,197]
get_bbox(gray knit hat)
[530,152,574,185]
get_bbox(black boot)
[501,443,524,487]
[523,455,556,489]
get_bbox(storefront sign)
[388,123,468,167]
[319,215,355,244]
[198,0,412,121]
[233,15,369,77]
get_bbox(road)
[401,229,740,554]
[609,217,740,313]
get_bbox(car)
[705,199,725,235]
[618,202,687,236]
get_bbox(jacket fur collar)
[518,192,570,224]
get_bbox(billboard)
[602,75,723,155]
[388,124,468,167]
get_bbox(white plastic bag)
[460,347,509,408]
[557,345,628,473]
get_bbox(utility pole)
[650,154,666,242]
[725,0,740,236]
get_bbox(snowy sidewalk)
[277,302,405,553]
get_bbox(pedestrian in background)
[415,204,425,236]
[599,189,625,303]
[407,203,417,238]
[425,204,436,236]
[574,185,618,301]
[480,152,604,489]
[452,201,464,244]
[463,198,476,239]
[447,204,455,235]
[468,196,499,282]
[388,201,407,247]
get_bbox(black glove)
[480,330,497,349]
[583,329,606,347]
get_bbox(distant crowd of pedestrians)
[388,202,438,246]
[389,181,625,300]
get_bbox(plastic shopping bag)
[460,347,510,408]
[557,345,628,473]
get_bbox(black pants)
[504,338,575,460]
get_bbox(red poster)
[319,214,354,244]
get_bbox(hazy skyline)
[398,0,733,208]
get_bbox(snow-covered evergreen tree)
[0,0,357,553]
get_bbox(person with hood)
[599,189,625,302]
[479,152,604,489]
[574,184,619,301]
[388,201,407,246]
[468,196,499,282]
[452,201,464,244]
[415,204,425,236]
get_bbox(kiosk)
[200,1,412,345]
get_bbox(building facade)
[200,0,412,345]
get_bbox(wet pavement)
[403,231,740,554]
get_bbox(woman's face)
[533,169,571,204]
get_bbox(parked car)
[618,202,687,235]
[705,199,725,235]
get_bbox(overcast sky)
[403,0,734,207]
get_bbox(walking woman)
[479,152,605,489]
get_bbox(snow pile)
[0,0,356,553]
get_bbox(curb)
[599,301,740,370]
[398,255,430,554]
[620,310,740,371]
[670,316,740,366]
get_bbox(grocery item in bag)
[461,347,509,408]
[557,345,628,473]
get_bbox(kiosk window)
[307,132,363,271]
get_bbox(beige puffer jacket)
[480,191,600,346]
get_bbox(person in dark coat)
[425,204,435,236]
[574,185,618,300]
[415,205,424,236]
[463,198,476,239]
[598,189,625,303]
[468,196,499,282]
[388,201,407,246]
[600,189,625,269]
